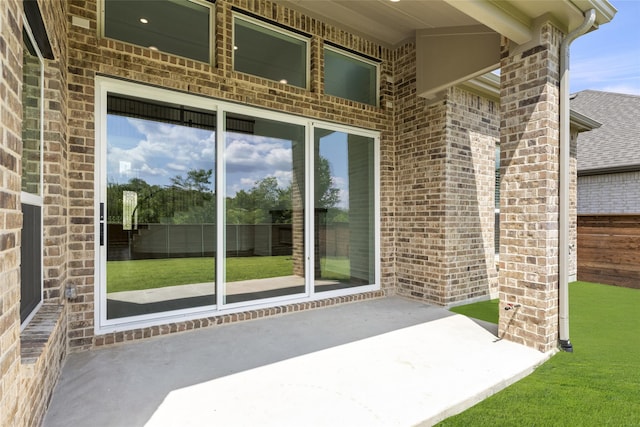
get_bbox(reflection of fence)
[107,222,351,261]
[321,223,349,257]
[108,223,295,260]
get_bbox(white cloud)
[571,50,640,94]
[599,83,640,96]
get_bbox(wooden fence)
[577,214,640,289]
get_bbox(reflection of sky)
[225,133,293,195]
[107,116,215,189]
[318,131,349,209]
[106,115,351,205]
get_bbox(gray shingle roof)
[570,90,640,174]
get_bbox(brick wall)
[40,0,69,305]
[1,1,25,424]
[0,0,69,425]
[66,0,396,350]
[578,171,640,214]
[394,43,499,306]
[17,0,70,424]
[499,23,563,353]
[394,42,449,303]
[444,87,499,303]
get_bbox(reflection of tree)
[107,169,215,225]
[226,176,291,224]
[170,169,213,193]
[107,159,344,226]
[315,156,340,209]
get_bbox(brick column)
[499,23,563,352]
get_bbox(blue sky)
[571,0,640,95]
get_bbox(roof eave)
[444,0,616,46]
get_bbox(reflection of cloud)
[224,135,294,197]
[333,176,348,209]
[274,170,292,188]
[107,117,215,186]
[167,163,187,172]
[225,137,292,173]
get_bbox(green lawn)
[439,281,640,426]
[107,256,350,293]
[449,298,498,324]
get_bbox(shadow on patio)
[43,297,549,427]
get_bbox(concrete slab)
[43,297,550,427]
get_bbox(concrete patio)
[43,297,550,427]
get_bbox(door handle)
[99,202,105,246]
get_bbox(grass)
[439,281,640,426]
[449,298,498,324]
[107,256,350,293]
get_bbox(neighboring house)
[0,1,616,425]
[573,90,640,213]
[571,90,640,287]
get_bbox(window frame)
[232,13,311,89]
[98,0,216,65]
[95,77,380,334]
[495,144,500,257]
[20,18,45,330]
[323,44,380,107]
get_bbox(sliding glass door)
[313,128,376,292]
[97,78,379,331]
[104,95,216,319]
[223,113,306,304]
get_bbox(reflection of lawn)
[107,256,292,293]
[107,255,351,293]
[320,257,350,281]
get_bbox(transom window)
[102,0,213,63]
[96,78,379,332]
[233,14,309,88]
[324,45,379,106]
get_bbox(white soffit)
[277,0,615,48]
[279,0,479,47]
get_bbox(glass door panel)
[314,128,375,292]
[223,113,306,304]
[105,95,216,319]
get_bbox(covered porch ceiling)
[278,0,616,48]
[279,0,616,99]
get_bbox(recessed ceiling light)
[233,46,238,50]
[139,18,149,24]
[149,46,159,51]
[279,79,288,84]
